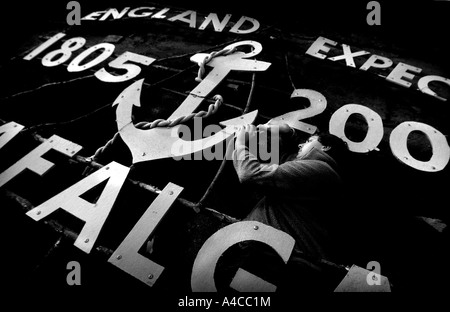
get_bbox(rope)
[135,94,223,130]
[284,53,297,90]
[90,45,238,161]
[89,94,223,162]
[196,71,257,208]
[135,45,237,129]
[90,132,121,162]
[195,47,237,82]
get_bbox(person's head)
[297,133,349,163]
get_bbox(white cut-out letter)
[0,121,24,150]
[199,13,232,32]
[25,162,129,253]
[168,10,197,28]
[305,37,337,60]
[418,75,450,101]
[386,62,422,88]
[128,7,155,18]
[191,221,295,292]
[360,54,393,72]
[229,16,260,34]
[0,135,82,188]
[108,183,183,287]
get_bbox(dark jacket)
[233,143,344,261]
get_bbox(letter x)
[328,44,370,68]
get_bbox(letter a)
[26,161,129,253]
[366,1,381,26]
[67,1,81,25]
[66,261,81,285]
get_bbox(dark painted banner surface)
[0,0,449,305]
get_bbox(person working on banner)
[231,122,350,292]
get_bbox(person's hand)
[257,122,293,136]
[235,124,257,146]
[277,123,293,135]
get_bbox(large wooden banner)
[0,0,448,306]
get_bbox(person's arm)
[233,124,335,191]
[233,124,279,185]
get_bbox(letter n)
[26,161,129,253]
